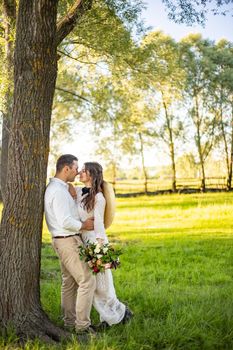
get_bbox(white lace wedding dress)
[76,187,125,325]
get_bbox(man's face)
[66,160,79,182]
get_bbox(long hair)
[82,162,104,212]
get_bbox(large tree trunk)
[0,0,67,341]
[1,0,16,202]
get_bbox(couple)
[44,154,133,335]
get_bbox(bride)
[71,161,133,329]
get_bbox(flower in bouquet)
[79,241,122,274]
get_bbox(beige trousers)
[52,235,96,331]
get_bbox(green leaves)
[162,0,233,25]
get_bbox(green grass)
[1,192,233,349]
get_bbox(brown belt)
[53,234,80,239]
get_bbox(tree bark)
[0,0,68,341]
[0,0,16,202]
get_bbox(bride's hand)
[68,183,77,200]
[96,238,104,246]
[104,263,112,269]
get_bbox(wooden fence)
[112,177,228,195]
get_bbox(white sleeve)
[94,193,106,240]
[52,190,82,232]
[75,186,83,204]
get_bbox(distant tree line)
[49,31,233,193]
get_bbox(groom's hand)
[81,217,94,231]
[68,183,77,199]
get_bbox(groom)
[44,154,96,335]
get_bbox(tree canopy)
[162,0,233,24]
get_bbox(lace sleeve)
[75,186,83,204]
[94,193,107,240]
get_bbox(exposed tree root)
[2,310,73,345]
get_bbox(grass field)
[1,192,233,349]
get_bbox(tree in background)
[176,153,198,178]
[140,31,186,192]
[52,30,233,193]
[45,0,144,177]
[120,91,156,194]
[180,34,219,191]
[207,40,233,189]
[95,133,121,191]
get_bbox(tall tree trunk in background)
[139,132,148,194]
[0,0,67,340]
[194,95,206,192]
[1,0,16,202]
[218,98,231,190]
[227,102,233,190]
[162,97,177,192]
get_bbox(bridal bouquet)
[79,241,122,274]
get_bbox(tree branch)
[57,49,105,66]
[55,86,92,104]
[55,87,109,114]
[56,0,93,47]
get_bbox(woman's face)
[79,166,92,185]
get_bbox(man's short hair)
[56,154,78,173]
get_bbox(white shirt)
[76,188,107,242]
[44,178,82,238]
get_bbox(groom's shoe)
[121,306,134,324]
[76,325,97,343]
[76,325,97,336]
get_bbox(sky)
[60,0,233,170]
[142,0,232,42]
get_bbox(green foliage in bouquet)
[79,241,122,274]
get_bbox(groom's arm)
[52,190,83,232]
